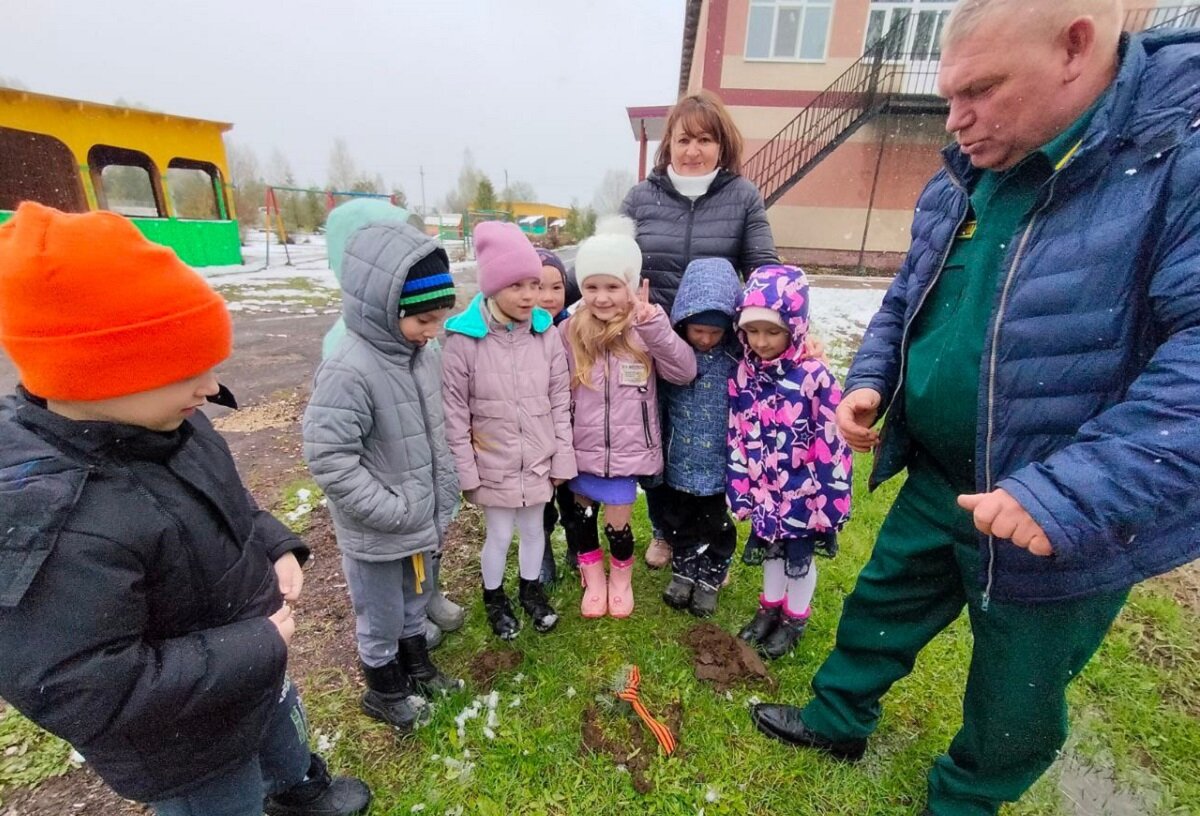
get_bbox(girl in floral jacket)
[727,264,852,659]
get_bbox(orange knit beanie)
[0,202,232,400]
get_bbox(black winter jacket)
[620,169,778,311]
[0,390,308,801]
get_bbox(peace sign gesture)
[633,278,659,324]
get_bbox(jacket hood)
[325,199,412,283]
[444,292,553,338]
[736,264,810,369]
[671,258,741,328]
[339,222,449,356]
[944,30,1200,187]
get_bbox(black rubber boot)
[663,543,699,610]
[264,753,372,816]
[738,603,781,646]
[483,584,521,640]
[690,550,730,617]
[760,612,808,659]
[689,580,719,617]
[663,573,695,609]
[359,660,427,732]
[519,577,560,633]
[398,634,463,696]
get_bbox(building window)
[746,0,833,61]
[866,1,954,60]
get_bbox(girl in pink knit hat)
[442,221,577,640]
[559,216,697,619]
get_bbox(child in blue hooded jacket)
[658,258,743,617]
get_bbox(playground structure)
[260,186,423,265]
[0,88,241,266]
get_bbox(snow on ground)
[197,231,885,346]
[808,281,886,345]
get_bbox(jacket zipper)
[683,199,697,268]
[641,401,653,448]
[604,351,612,477]
[980,177,1061,611]
[868,175,970,487]
[509,331,527,506]
[412,345,443,544]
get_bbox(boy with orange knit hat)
[0,202,370,816]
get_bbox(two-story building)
[627,0,1198,271]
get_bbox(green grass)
[298,455,1198,816]
[274,479,325,533]
[0,705,72,806]
[3,454,1198,814]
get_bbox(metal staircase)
[743,21,944,208]
[743,3,1200,208]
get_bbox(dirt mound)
[581,701,682,795]
[467,649,524,691]
[212,391,303,433]
[683,623,776,692]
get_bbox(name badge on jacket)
[618,362,650,387]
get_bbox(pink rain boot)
[607,556,635,618]
[578,550,608,618]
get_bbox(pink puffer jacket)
[561,306,697,478]
[442,294,577,508]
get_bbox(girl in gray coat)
[442,222,577,640]
[303,222,463,733]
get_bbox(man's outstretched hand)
[958,489,1054,556]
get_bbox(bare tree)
[327,137,358,192]
[501,180,537,204]
[443,148,484,213]
[226,141,265,235]
[592,168,635,215]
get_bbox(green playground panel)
[0,211,242,267]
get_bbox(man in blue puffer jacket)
[751,2,1200,814]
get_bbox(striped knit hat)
[398,248,456,317]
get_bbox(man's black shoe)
[750,704,867,761]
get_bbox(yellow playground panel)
[511,201,570,237]
[0,89,241,266]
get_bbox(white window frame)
[863,0,955,60]
[744,0,834,64]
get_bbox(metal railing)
[743,4,1200,207]
[743,21,935,206]
[1124,4,1200,32]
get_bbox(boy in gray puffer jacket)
[659,258,743,617]
[303,222,463,732]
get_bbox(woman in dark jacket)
[621,90,779,568]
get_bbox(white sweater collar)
[667,167,719,199]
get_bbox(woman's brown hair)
[653,90,744,176]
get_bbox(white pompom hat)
[574,215,643,293]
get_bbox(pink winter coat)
[442,294,577,508]
[561,306,697,478]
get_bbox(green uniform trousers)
[800,455,1128,815]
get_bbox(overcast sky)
[1,0,684,209]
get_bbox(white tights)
[763,558,817,617]
[481,504,546,590]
